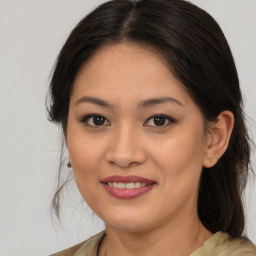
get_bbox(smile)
[107,182,150,189]
[101,176,156,199]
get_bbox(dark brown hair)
[48,0,252,237]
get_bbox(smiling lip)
[101,175,156,199]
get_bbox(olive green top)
[51,231,256,256]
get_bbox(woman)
[48,0,256,255]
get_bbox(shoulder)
[50,231,106,256]
[212,233,256,256]
[191,232,256,256]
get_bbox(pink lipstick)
[101,175,156,199]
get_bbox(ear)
[203,111,234,168]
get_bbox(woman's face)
[67,42,210,232]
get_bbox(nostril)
[108,158,146,169]
[109,160,139,168]
[105,144,147,168]
[127,161,140,167]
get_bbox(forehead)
[77,42,172,81]
[86,41,169,67]
[71,42,193,109]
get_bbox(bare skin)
[67,42,234,256]
[98,219,212,256]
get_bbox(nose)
[105,126,147,168]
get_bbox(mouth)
[101,175,156,199]
[105,182,152,189]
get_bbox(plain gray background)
[0,0,255,255]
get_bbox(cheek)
[151,128,206,185]
[67,118,105,163]
[66,128,106,191]
[68,140,104,207]
[152,133,206,214]
[69,139,104,177]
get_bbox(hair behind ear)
[198,162,245,236]
[198,109,251,237]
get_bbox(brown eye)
[144,114,176,127]
[81,114,110,127]
[153,116,166,126]
[93,116,105,126]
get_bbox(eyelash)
[80,114,176,128]
[80,114,110,127]
[144,114,176,127]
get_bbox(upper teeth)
[107,182,148,189]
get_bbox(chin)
[107,221,149,232]
[102,212,152,232]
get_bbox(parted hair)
[48,0,252,237]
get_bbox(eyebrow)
[75,96,183,108]
[139,97,183,107]
[75,96,113,108]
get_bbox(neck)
[100,216,212,256]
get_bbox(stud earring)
[67,159,72,168]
